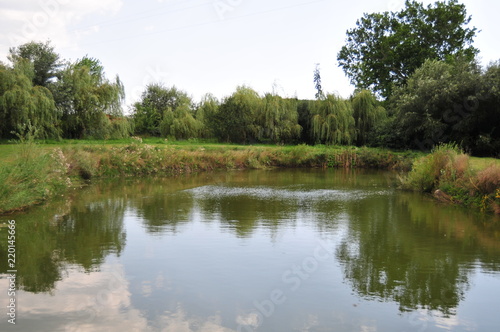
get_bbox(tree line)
[132,84,386,146]
[0,40,386,147]
[1,0,499,156]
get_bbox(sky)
[0,0,499,110]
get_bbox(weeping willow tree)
[311,94,356,145]
[132,84,201,139]
[211,86,261,143]
[0,59,60,139]
[258,93,302,143]
[160,104,201,139]
[351,90,386,146]
[195,93,219,138]
[52,57,126,139]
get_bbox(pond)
[1,169,500,331]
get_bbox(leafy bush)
[401,144,464,192]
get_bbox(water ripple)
[184,185,390,202]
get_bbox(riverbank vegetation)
[0,141,418,214]
[1,138,499,215]
[401,144,500,213]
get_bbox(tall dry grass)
[473,165,500,194]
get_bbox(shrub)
[401,144,464,192]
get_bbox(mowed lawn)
[0,139,281,166]
[470,156,500,172]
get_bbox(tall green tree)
[53,57,126,139]
[311,94,356,145]
[132,84,200,139]
[0,60,60,139]
[258,93,302,144]
[159,103,200,139]
[313,64,324,100]
[351,90,386,146]
[470,62,500,155]
[390,58,481,151]
[8,40,62,87]
[338,0,478,98]
[195,93,219,138]
[209,86,261,143]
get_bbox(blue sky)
[1,0,499,108]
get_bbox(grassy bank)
[0,140,417,214]
[400,144,500,214]
[2,140,498,215]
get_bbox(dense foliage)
[0,59,59,139]
[389,58,500,156]
[132,84,200,139]
[131,85,369,146]
[338,0,478,98]
[1,41,130,140]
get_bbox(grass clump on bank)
[0,145,73,213]
[400,144,500,214]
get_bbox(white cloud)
[2,263,237,331]
[0,0,123,60]
[157,306,235,332]
[12,262,149,331]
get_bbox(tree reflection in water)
[337,191,500,316]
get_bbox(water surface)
[1,169,500,331]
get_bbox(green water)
[1,169,500,331]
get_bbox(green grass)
[470,157,500,172]
[0,144,19,163]
[0,145,71,213]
